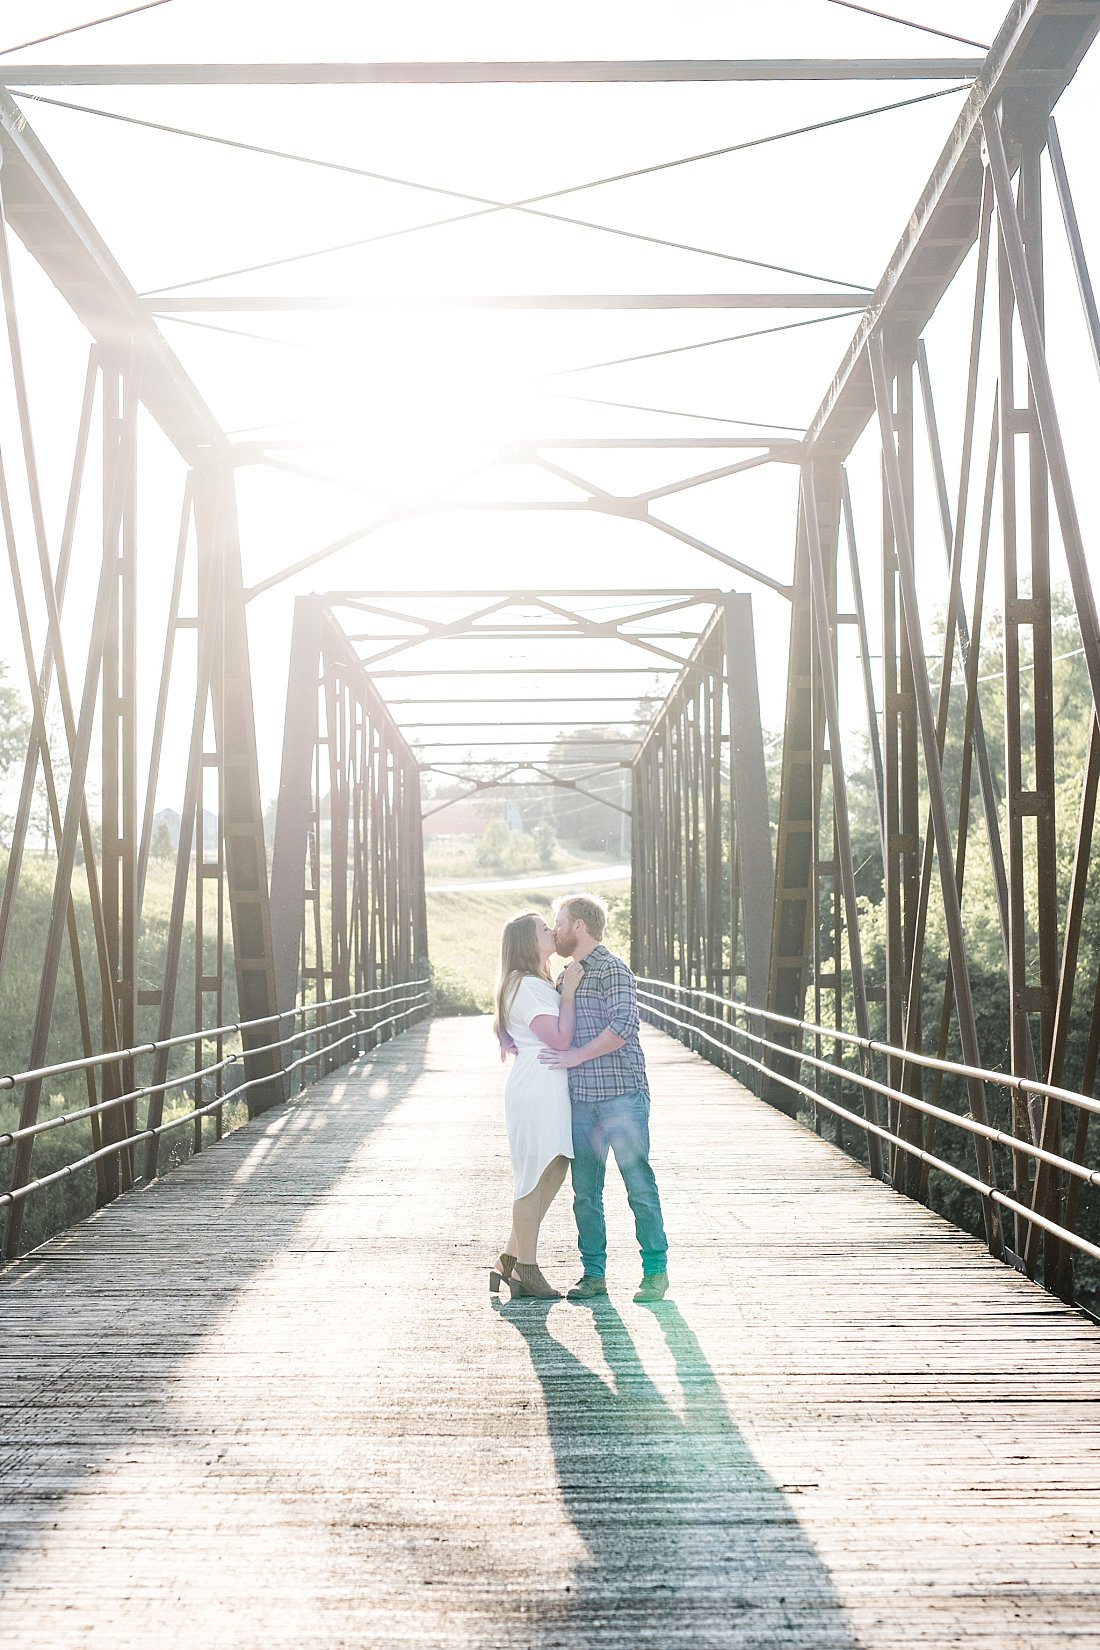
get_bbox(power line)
[930,643,1088,690]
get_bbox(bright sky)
[0,0,1098,811]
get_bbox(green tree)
[150,818,175,860]
[534,819,557,869]
[548,726,632,855]
[0,661,29,779]
[475,818,511,871]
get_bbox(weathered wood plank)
[1,1019,1099,1648]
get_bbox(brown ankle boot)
[507,1262,561,1300]
[489,1252,517,1296]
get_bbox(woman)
[491,911,581,1300]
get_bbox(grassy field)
[428,878,631,1015]
[423,834,606,882]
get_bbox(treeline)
[805,588,1100,1307]
[0,855,242,1255]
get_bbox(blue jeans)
[570,1090,668,1277]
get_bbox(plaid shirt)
[558,945,649,1103]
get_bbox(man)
[539,894,669,1303]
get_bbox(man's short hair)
[557,893,608,941]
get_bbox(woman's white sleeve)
[515,978,555,1027]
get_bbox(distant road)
[426,863,630,894]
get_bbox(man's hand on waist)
[539,1028,625,1069]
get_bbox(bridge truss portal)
[2,1,1100,1305]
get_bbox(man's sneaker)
[566,1274,608,1301]
[633,1271,669,1303]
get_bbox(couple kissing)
[490,894,669,1304]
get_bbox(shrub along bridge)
[3,4,1100,1644]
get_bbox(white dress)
[504,975,574,1200]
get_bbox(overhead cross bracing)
[286,589,738,818]
[0,1,1100,1307]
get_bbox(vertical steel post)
[722,595,773,1012]
[194,456,283,1113]
[766,502,820,1116]
[871,334,1003,1257]
[802,461,882,1177]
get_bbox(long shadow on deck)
[496,1297,856,1649]
[0,1031,428,1585]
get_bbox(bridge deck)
[2,1018,1099,1648]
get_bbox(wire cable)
[540,308,863,380]
[540,387,806,432]
[158,312,310,350]
[823,1,990,52]
[15,88,870,294]
[164,308,862,384]
[0,0,176,58]
[13,82,967,298]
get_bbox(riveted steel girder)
[806,0,1100,460]
[0,90,223,462]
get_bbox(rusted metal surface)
[270,606,428,1054]
[630,599,772,1039]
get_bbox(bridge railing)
[0,978,430,1253]
[638,978,1100,1291]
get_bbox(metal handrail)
[0,984,431,1150]
[0,980,431,1212]
[636,976,1100,1118]
[636,984,1100,1185]
[0,979,429,1093]
[637,978,1100,1270]
[638,990,1100,1269]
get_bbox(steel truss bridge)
[6,6,1100,1643]
[4,4,1100,1642]
[2,0,1100,1287]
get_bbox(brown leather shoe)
[566,1274,608,1301]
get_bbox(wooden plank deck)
[2,1016,1099,1649]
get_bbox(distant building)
[421,798,501,838]
[151,807,218,852]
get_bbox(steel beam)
[331,588,723,600]
[0,60,984,86]
[272,603,425,1025]
[722,595,773,1011]
[765,487,823,1116]
[805,0,1100,460]
[870,334,1002,1255]
[149,293,870,312]
[0,92,223,462]
[270,598,325,1016]
[195,461,284,1114]
[245,438,800,452]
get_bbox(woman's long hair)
[492,911,548,1044]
